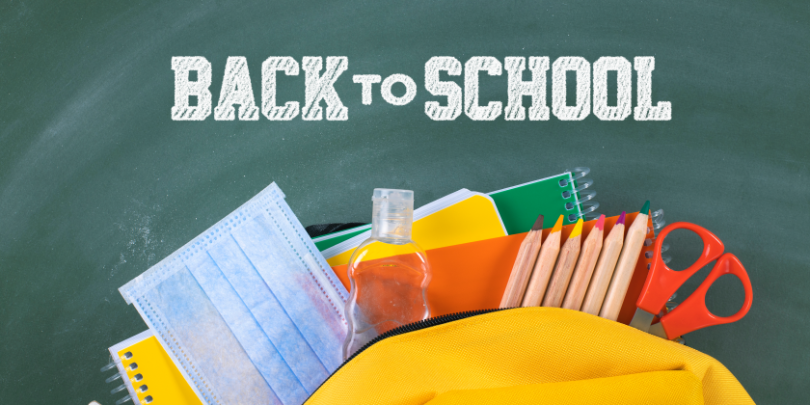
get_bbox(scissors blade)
[629,308,656,332]
[649,322,667,339]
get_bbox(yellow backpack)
[306,308,754,405]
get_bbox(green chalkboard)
[1,1,808,403]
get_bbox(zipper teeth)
[345,308,505,364]
[307,307,509,402]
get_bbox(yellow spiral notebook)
[106,330,202,405]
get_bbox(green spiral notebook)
[312,168,598,251]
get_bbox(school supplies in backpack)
[321,189,507,267]
[330,212,658,322]
[312,168,599,251]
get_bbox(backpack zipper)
[306,307,510,402]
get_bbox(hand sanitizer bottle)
[343,189,431,360]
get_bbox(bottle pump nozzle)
[371,188,413,241]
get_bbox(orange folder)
[332,213,655,324]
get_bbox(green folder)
[313,225,372,251]
[312,170,596,251]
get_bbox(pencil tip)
[531,214,544,231]
[569,218,584,238]
[595,214,606,230]
[640,200,650,216]
[617,211,626,225]
[551,215,564,233]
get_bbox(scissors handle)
[636,222,725,314]
[658,253,753,339]
[636,222,726,314]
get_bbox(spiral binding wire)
[643,209,670,264]
[563,169,670,271]
[650,209,671,264]
[101,357,134,404]
[566,167,600,222]
[643,208,684,344]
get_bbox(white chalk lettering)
[171,55,672,123]
[424,57,463,121]
[214,57,259,121]
[171,56,212,121]
[464,56,503,121]
[593,57,632,121]
[381,74,417,105]
[505,56,550,121]
[634,57,671,121]
[302,56,348,121]
[262,56,300,121]
[353,74,381,105]
[552,56,591,121]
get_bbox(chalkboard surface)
[1,1,808,403]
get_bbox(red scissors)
[629,222,753,340]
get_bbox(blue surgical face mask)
[120,183,348,405]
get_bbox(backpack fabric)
[306,307,753,405]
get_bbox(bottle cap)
[371,189,414,240]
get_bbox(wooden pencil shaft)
[600,215,648,321]
[561,228,603,310]
[580,224,624,316]
[499,237,534,307]
[500,229,543,308]
[542,235,581,307]
[521,232,561,307]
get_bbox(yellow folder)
[323,190,507,267]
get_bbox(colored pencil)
[521,215,563,307]
[581,212,625,316]
[542,218,583,307]
[600,201,650,321]
[500,215,544,308]
[562,215,605,310]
